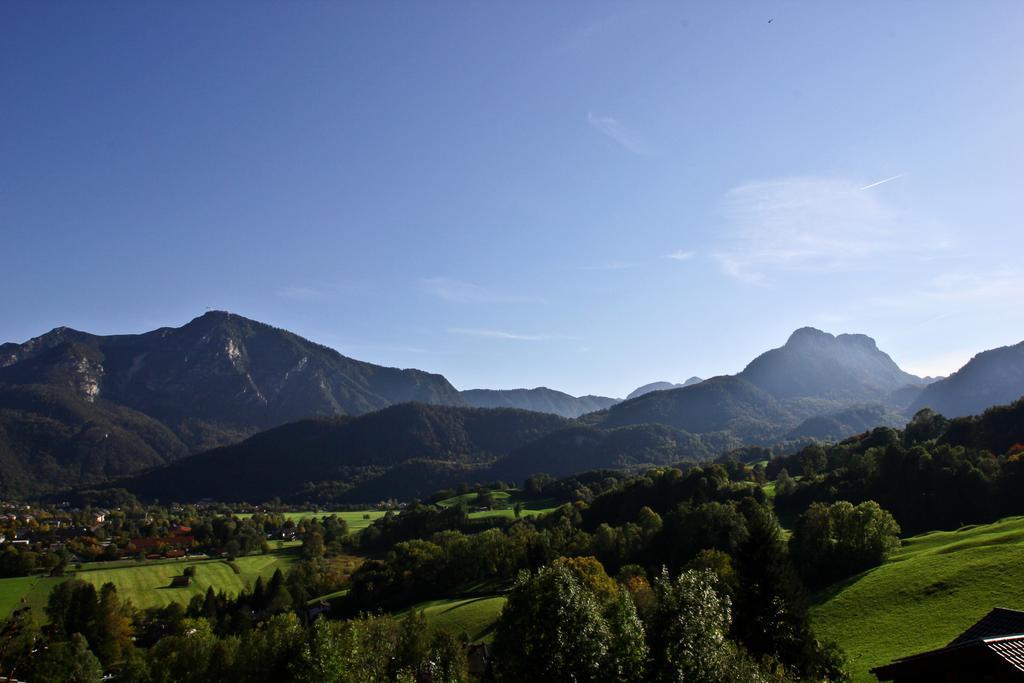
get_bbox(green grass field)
[398,578,509,643]
[437,489,558,520]
[0,575,65,619]
[75,552,297,610]
[0,548,300,618]
[235,510,388,531]
[812,515,1024,682]
[406,595,507,643]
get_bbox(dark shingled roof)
[872,608,1024,681]
[987,635,1024,673]
[950,608,1024,646]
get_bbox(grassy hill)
[812,515,1024,682]
[435,489,558,520]
[404,595,507,643]
[399,579,510,643]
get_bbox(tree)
[648,568,732,683]
[493,563,647,682]
[46,579,100,642]
[232,613,306,682]
[0,607,40,680]
[302,530,326,560]
[92,582,135,666]
[732,499,814,674]
[29,633,103,683]
[790,500,900,587]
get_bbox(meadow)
[407,595,507,643]
[0,575,65,619]
[0,548,299,618]
[234,509,388,531]
[812,515,1024,682]
[437,489,559,520]
[400,579,511,643]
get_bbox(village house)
[872,607,1024,681]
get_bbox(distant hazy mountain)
[909,341,1024,418]
[602,376,791,444]
[460,387,619,418]
[626,377,703,400]
[739,327,927,402]
[119,403,569,502]
[595,327,928,444]
[0,311,467,495]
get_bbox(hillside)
[626,377,703,400]
[460,387,619,418]
[909,340,1024,418]
[783,404,906,442]
[812,516,1024,682]
[487,423,715,482]
[119,403,569,503]
[0,383,188,496]
[598,375,791,444]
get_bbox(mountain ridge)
[460,387,619,418]
[909,340,1024,418]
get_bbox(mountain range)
[459,387,619,418]
[1,312,1021,501]
[591,327,934,445]
[626,377,703,400]
[0,311,463,494]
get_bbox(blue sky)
[2,2,1022,397]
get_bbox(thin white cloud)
[870,269,1021,309]
[713,176,945,284]
[665,250,695,261]
[860,173,905,191]
[587,112,655,156]
[926,269,1021,303]
[576,261,641,271]
[278,285,326,300]
[448,328,550,341]
[422,277,536,304]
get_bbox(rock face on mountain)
[0,311,467,494]
[626,377,703,400]
[460,387,619,418]
[909,341,1024,418]
[595,328,927,445]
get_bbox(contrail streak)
[860,174,904,190]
